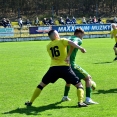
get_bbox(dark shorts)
[114,43,117,48]
[42,66,80,85]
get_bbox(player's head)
[74,28,84,39]
[112,23,117,29]
[48,30,60,40]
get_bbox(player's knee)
[37,82,46,90]
[75,82,83,89]
[66,83,71,87]
[84,75,91,82]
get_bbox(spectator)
[49,17,54,25]
[6,19,11,28]
[26,19,31,27]
[43,18,49,25]
[82,17,87,24]
[18,18,23,29]
[89,16,93,24]
[59,17,65,25]
[98,17,102,24]
[2,18,7,28]
[66,16,71,25]
[71,16,76,24]
[92,16,97,23]
[34,17,40,26]
[113,16,117,23]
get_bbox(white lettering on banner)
[58,27,66,32]
[36,26,52,32]
[92,25,111,31]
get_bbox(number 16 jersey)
[47,38,69,67]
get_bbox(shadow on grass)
[3,101,77,116]
[95,88,117,94]
[94,61,113,64]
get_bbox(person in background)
[111,23,117,61]
[92,16,97,23]
[113,16,117,23]
[6,19,11,28]
[66,16,71,25]
[49,17,54,25]
[2,18,7,28]
[71,17,76,24]
[34,17,40,26]
[82,17,87,24]
[98,17,102,24]
[26,19,31,27]
[18,18,23,29]
[43,18,49,25]
[59,17,65,25]
[89,16,92,24]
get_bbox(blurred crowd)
[1,16,117,28]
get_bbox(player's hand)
[65,56,70,64]
[80,48,86,53]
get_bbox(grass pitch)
[0,38,117,117]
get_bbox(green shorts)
[71,65,89,80]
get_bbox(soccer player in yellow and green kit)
[25,30,88,107]
[62,28,98,105]
[111,23,117,61]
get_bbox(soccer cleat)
[61,97,71,101]
[78,102,88,107]
[25,101,32,106]
[85,99,99,105]
[113,57,117,61]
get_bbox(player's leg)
[74,82,87,107]
[113,43,117,60]
[73,65,98,105]
[63,66,87,107]
[25,67,54,106]
[25,82,46,106]
[62,83,71,101]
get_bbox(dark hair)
[48,30,55,36]
[74,28,84,35]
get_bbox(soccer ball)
[91,80,96,90]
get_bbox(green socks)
[64,86,70,96]
[86,87,92,98]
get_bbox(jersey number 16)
[50,46,60,57]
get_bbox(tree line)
[0,0,117,19]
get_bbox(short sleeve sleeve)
[61,38,69,46]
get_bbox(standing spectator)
[82,17,87,24]
[6,19,11,28]
[49,17,54,25]
[43,18,49,25]
[59,17,65,25]
[26,19,31,27]
[66,16,71,25]
[92,16,97,23]
[34,17,40,26]
[113,16,117,23]
[18,18,23,29]
[71,16,76,24]
[2,18,7,28]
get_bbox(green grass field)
[0,38,117,117]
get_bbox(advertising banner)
[0,28,14,36]
[29,26,52,34]
[52,24,111,32]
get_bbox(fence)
[0,24,111,41]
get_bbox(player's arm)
[65,41,86,64]
[68,40,86,53]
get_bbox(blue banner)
[52,24,111,32]
[0,28,14,36]
[29,26,52,34]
